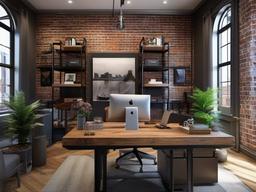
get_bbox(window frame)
[217,6,232,114]
[0,3,14,113]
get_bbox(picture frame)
[92,55,136,101]
[40,69,52,87]
[173,67,191,86]
[64,73,76,84]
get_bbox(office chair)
[116,148,157,172]
[105,107,156,172]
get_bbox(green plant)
[190,87,218,127]
[4,92,41,145]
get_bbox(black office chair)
[105,107,156,172]
[116,148,157,172]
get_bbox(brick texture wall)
[35,14,192,103]
[239,0,256,151]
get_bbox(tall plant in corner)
[4,92,41,145]
[190,87,218,127]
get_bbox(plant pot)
[32,135,47,167]
[2,144,32,173]
[77,114,86,130]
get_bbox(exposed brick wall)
[239,0,256,151]
[35,14,192,103]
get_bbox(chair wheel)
[139,167,143,173]
[115,164,120,169]
[154,160,157,165]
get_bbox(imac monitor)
[108,94,151,122]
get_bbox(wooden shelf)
[142,45,169,53]
[143,66,169,71]
[151,100,169,104]
[38,65,51,70]
[54,66,85,72]
[144,83,169,88]
[52,84,85,88]
[53,101,74,110]
[38,65,85,72]
[62,45,85,52]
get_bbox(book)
[181,124,211,134]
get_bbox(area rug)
[107,158,252,192]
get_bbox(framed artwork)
[173,67,191,86]
[64,73,76,84]
[92,56,136,101]
[40,69,52,87]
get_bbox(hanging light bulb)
[118,0,125,30]
[118,8,125,30]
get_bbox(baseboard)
[240,145,256,159]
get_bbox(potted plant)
[190,87,219,128]
[73,100,92,130]
[3,92,41,171]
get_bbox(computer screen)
[108,94,150,122]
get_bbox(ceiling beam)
[36,9,194,16]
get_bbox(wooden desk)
[62,123,234,192]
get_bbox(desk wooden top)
[62,122,235,149]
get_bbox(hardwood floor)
[5,143,93,192]
[221,149,256,191]
[4,143,256,192]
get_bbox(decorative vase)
[77,114,86,130]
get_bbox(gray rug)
[107,158,252,192]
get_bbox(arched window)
[0,3,14,111]
[213,6,231,113]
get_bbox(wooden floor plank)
[3,143,256,192]
[222,149,256,191]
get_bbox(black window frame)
[217,6,232,113]
[0,2,14,112]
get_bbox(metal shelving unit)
[140,38,170,119]
[50,39,87,141]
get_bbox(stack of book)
[181,124,211,134]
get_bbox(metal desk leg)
[102,150,107,192]
[187,148,193,192]
[95,149,107,192]
[169,149,174,192]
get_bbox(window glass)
[227,44,231,61]
[220,65,228,82]
[0,27,10,48]
[227,65,231,81]
[0,5,10,27]
[217,7,231,111]
[220,30,228,46]
[219,8,231,30]
[227,28,231,43]
[0,66,10,109]
[220,45,228,63]
[0,45,10,64]
[0,4,13,111]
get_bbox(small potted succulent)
[73,100,92,130]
